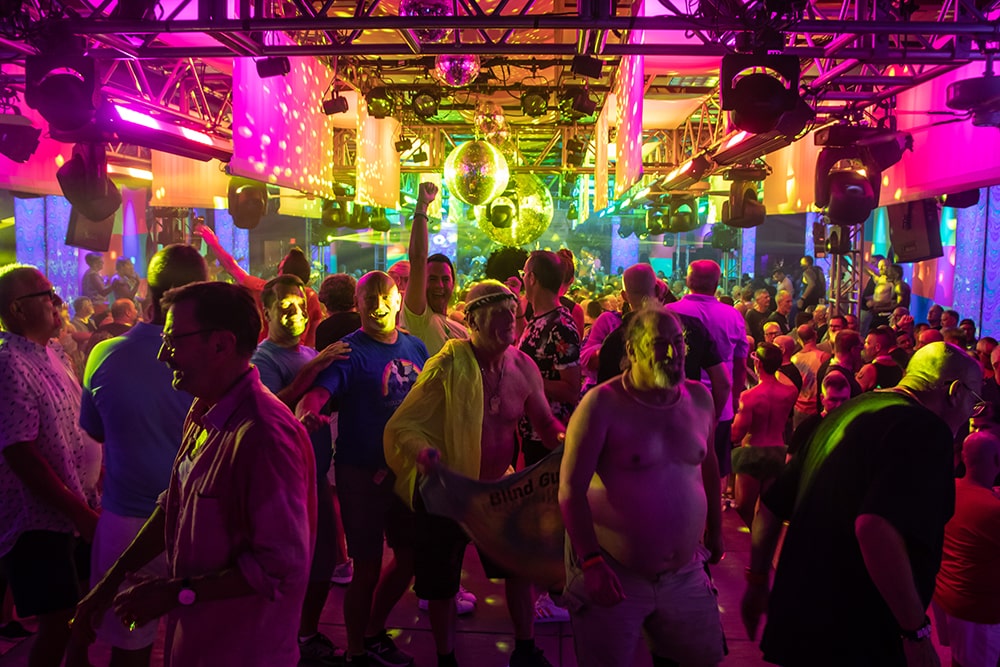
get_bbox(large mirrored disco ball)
[444,140,510,206]
[399,0,453,43]
[477,173,554,246]
[433,54,481,88]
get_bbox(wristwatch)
[899,616,932,642]
[177,578,197,606]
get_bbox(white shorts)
[90,509,168,650]
[945,614,1000,667]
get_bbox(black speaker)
[826,225,852,255]
[812,222,828,258]
[65,206,114,252]
[888,199,943,263]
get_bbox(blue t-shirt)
[251,339,334,475]
[81,322,193,517]
[314,329,428,469]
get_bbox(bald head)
[901,341,983,435]
[774,335,796,362]
[356,270,396,302]
[623,263,658,305]
[917,328,944,349]
[686,260,721,295]
[797,324,816,344]
[962,430,1000,486]
[148,244,209,323]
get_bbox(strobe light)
[56,143,122,221]
[25,55,100,133]
[720,54,801,135]
[228,177,268,230]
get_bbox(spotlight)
[571,90,598,116]
[412,91,439,119]
[617,218,635,238]
[666,197,700,233]
[827,157,875,226]
[322,94,349,115]
[721,180,766,228]
[227,177,268,230]
[25,55,99,133]
[410,149,428,162]
[645,208,666,235]
[521,90,549,117]
[566,202,579,221]
[365,87,393,119]
[321,199,346,228]
[566,138,587,167]
[56,143,122,222]
[709,224,741,251]
[660,154,711,191]
[720,54,801,134]
[0,114,42,163]
[370,207,392,232]
[570,54,603,79]
[487,195,516,228]
[942,189,980,209]
[255,57,291,79]
[395,138,413,152]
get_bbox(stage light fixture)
[617,217,635,239]
[487,195,517,228]
[571,90,598,116]
[667,197,700,233]
[56,142,122,222]
[365,87,393,119]
[566,202,579,221]
[711,98,814,166]
[565,138,587,167]
[255,57,291,79]
[720,54,801,135]
[227,177,269,230]
[826,157,875,226]
[321,199,347,228]
[645,207,666,235]
[826,225,853,255]
[322,94,349,115]
[370,207,392,232]
[660,155,711,191]
[721,180,766,228]
[410,149,429,162]
[522,90,549,117]
[395,138,413,152]
[570,55,603,79]
[942,189,980,209]
[0,114,41,163]
[412,91,439,119]
[25,54,99,133]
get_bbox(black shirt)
[815,359,863,411]
[315,312,361,352]
[746,308,770,344]
[761,392,955,666]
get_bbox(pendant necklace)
[481,356,506,415]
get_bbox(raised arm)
[403,182,438,318]
[193,223,253,287]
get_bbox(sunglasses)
[15,288,58,302]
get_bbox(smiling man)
[297,270,428,667]
[73,281,316,667]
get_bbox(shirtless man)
[559,307,724,667]
[384,280,564,667]
[730,343,798,528]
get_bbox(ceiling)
[0,0,997,183]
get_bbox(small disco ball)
[433,54,481,88]
[444,140,510,206]
[474,100,507,138]
[476,173,554,246]
[399,0,452,43]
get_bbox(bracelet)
[580,552,604,571]
[413,210,428,220]
[744,567,768,586]
[900,615,932,642]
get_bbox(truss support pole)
[827,223,864,319]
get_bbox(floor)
[0,508,952,666]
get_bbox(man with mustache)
[559,307,724,667]
[297,271,428,667]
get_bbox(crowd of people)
[0,182,997,667]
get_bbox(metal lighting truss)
[827,222,865,319]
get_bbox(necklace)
[481,356,507,415]
[621,372,680,410]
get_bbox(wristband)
[900,615,932,642]
[413,210,428,220]
[744,567,768,586]
[580,552,604,571]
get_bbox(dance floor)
[0,506,952,666]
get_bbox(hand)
[299,411,331,433]
[704,529,725,564]
[903,638,941,667]
[74,506,100,544]
[312,341,351,373]
[796,299,805,310]
[192,223,221,248]
[416,447,442,476]
[71,578,121,643]
[740,581,769,640]
[112,574,178,631]
[417,182,438,206]
[582,560,625,607]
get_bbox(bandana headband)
[464,291,516,316]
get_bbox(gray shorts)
[335,464,414,562]
[562,544,726,667]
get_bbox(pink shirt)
[158,367,316,667]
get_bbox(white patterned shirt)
[0,331,101,557]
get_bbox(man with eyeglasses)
[73,281,316,667]
[0,264,101,667]
[72,245,207,667]
[742,341,983,667]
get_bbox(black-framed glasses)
[961,381,987,405]
[160,329,219,351]
[15,288,58,302]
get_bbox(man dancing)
[384,281,564,667]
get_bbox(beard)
[651,363,683,389]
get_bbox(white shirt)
[399,303,468,356]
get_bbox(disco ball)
[444,140,510,206]
[433,54,481,88]
[399,0,452,43]
[474,100,507,139]
[476,173,554,246]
